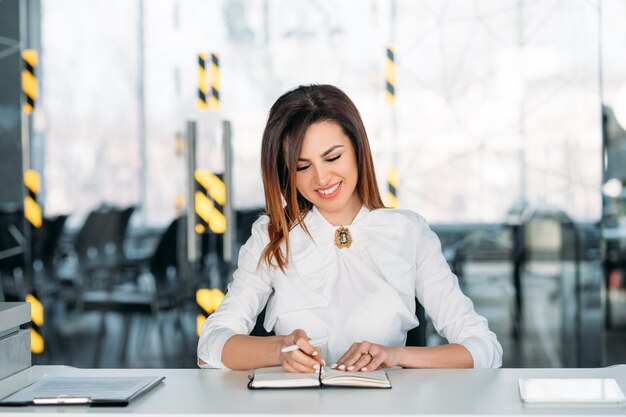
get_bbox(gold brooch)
[334,226,352,249]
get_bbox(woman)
[197,84,502,373]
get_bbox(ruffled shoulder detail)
[352,208,423,299]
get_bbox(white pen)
[280,337,328,353]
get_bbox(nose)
[312,163,330,186]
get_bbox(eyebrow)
[298,145,344,162]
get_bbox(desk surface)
[0,365,625,416]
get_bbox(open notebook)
[247,366,391,389]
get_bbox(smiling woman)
[259,85,385,272]
[295,122,361,226]
[197,84,503,373]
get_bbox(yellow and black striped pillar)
[194,169,226,234]
[24,169,42,229]
[23,170,44,353]
[208,52,220,110]
[26,293,44,354]
[21,49,38,114]
[386,167,398,208]
[196,53,208,110]
[385,46,395,106]
[196,288,225,336]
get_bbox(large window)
[41,0,603,226]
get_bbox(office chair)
[74,206,135,290]
[78,216,187,367]
[405,300,427,347]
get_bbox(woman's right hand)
[279,329,324,373]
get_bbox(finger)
[361,349,386,372]
[364,355,384,372]
[347,352,373,372]
[294,338,321,359]
[286,360,318,374]
[292,328,308,340]
[282,356,315,374]
[292,338,325,365]
[333,343,360,370]
[350,353,374,372]
[284,329,321,358]
[344,342,372,371]
[282,361,297,373]
[288,350,322,373]
[283,357,316,374]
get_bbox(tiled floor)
[33,260,626,369]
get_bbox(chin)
[316,198,347,212]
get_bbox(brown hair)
[260,84,384,271]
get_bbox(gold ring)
[361,350,370,356]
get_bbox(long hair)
[260,84,384,271]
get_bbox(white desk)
[0,365,625,416]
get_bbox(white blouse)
[197,206,503,369]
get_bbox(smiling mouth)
[317,182,341,196]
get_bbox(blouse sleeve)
[196,217,273,369]
[413,216,503,368]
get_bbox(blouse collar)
[310,204,370,229]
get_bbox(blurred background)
[1,0,626,369]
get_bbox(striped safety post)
[386,167,398,208]
[24,169,44,353]
[194,169,227,335]
[21,50,37,114]
[385,46,395,106]
[196,53,208,110]
[208,52,220,110]
[26,294,44,354]
[386,46,397,208]
[196,288,225,336]
[194,169,226,234]
[24,170,42,229]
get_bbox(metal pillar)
[185,120,200,264]
[137,0,147,225]
[0,0,27,304]
[0,0,24,206]
[222,120,235,265]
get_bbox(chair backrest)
[250,305,275,337]
[32,214,68,268]
[96,206,134,262]
[405,299,426,347]
[74,209,109,264]
[149,216,181,302]
[74,206,134,266]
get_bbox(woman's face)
[295,121,362,225]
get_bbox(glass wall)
[40,0,602,226]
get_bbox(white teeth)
[318,182,340,195]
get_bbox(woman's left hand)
[332,341,401,372]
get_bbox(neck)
[318,197,363,226]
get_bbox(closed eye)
[296,164,310,172]
[326,154,341,162]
